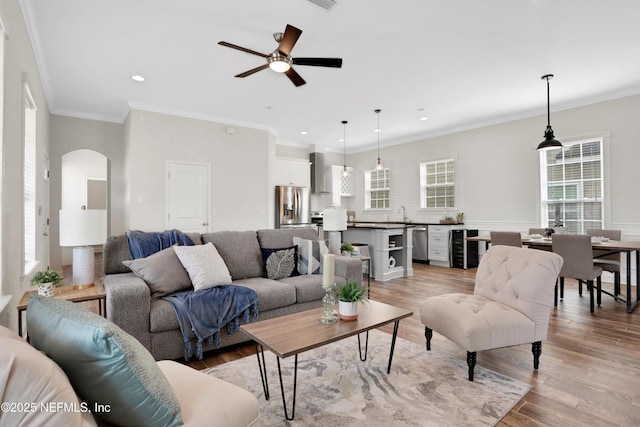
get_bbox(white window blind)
[540,138,604,234]
[365,168,390,209]
[420,159,455,208]
[23,83,37,272]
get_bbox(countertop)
[346,221,464,229]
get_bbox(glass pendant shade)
[374,109,383,169]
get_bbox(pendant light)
[536,74,563,151]
[374,109,384,170]
[341,120,349,177]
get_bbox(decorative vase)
[338,301,359,321]
[38,282,56,297]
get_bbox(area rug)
[204,330,530,426]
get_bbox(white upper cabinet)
[274,158,311,187]
[329,165,354,206]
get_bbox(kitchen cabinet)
[274,158,311,187]
[427,224,463,267]
[328,165,354,206]
[343,226,413,281]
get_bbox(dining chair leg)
[578,279,583,297]
[596,276,602,306]
[588,280,594,313]
[560,277,565,299]
[614,272,621,296]
[554,280,558,307]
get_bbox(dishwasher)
[412,227,429,263]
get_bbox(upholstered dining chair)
[551,234,603,313]
[528,228,546,236]
[420,245,563,381]
[586,229,621,296]
[490,231,522,247]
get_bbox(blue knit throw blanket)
[163,285,259,361]
[126,229,193,259]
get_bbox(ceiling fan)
[218,24,342,87]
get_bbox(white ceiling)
[20,0,640,153]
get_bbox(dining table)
[466,235,640,313]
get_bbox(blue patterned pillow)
[27,296,183,427]
[261,245,299,280]
[293,237,329,275]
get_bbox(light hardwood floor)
[187,263,640,427]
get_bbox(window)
[420,159,455,208]
[365,168,390,209]
[23,83,37,273]
[539,138,604,234]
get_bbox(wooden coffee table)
[240,300,413,420]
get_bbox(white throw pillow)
[173,242,232,290]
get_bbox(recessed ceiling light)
[420,116,429,121]
[374,129,381,133]
[300,131,308,135]
[131,75,145,82]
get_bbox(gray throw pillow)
[27,296,183,427]
[123,246,192,299]
[293,237,329,274]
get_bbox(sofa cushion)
[150,299,181,333]
[231,277,297,311]
[174,242,232,290]
[0,326,98,427]
[123,246,193,299]
[261,245,299,280]
[202,231,263,279]
[293,236,329,274]
[257,227,319,249]
[27,296,183,427]
[280,273,347,303]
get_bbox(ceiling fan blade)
[292,57,343,68]
[278,24,302,56]
[285,67,306,87]
[235,64,269,78]
[218,41,269,58]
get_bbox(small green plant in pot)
[340,242,355,256]
[31,269,62,297]
[336,280,368,321]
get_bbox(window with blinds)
[420,159,455,208]
[23,84,37,272]
[365,168,390,209]
[539,138,604,234]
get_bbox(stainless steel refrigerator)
[275,186,311,228]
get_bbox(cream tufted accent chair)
[420,245,563,381]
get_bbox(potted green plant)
[31,269,62,297]
[340,242,355,256]
[336,280,368,321]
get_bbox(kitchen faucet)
[398,205,406,222]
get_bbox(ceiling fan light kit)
[218,24,342,87]
[537,74,563,151]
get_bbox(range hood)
[310,152,329,193]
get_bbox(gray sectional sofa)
[102,227,362,361]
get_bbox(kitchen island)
[343,223,413,281]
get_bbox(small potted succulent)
[340,242,355,256]
[31,269,63,297]
[336,280,368,321]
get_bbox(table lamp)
[59,208,107,289]
[323,207,347,254]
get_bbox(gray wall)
[1,0,50,330]
[341,94,640,241]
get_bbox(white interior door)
[167,162,210,233]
